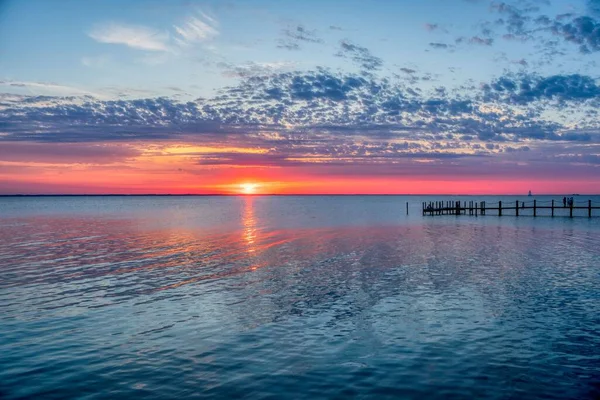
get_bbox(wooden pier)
[422,199,600,218]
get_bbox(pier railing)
[422,199,599,218]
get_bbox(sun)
[240,183,259,194]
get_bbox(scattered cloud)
[589,0,600,16]
[283,25,323,43]
[218,61,297,78]
[88,22,171,52]
[0,142,140,164]
[468,36,494,46]
[88,11,219,54]
[173,12,219,47]
[424,23,449,33]
[483,73,600,104]
[2,69,598,147]
[0,80,104,98]
[399,68,417,74]
[551,16,600,53]
[277,42,301,51]
[429,42,453,49]
[278,25,323,50]
[336,40,382,71]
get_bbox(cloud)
[482,2,600,55]
[173,12,219,47]
[89,11,219,53]
[277,42,301,51]
[589,0,600,16]
[1,70,598,149]
[551,16,600,53]
[490,1,533,36]
[483,73,600,104]
[336,40,382,71]
[278,25,323,50]
[0,142,140,164]
[0,80,104,98]
[399,68,417,74]
[469,36,494,45]
[218,61,296,78]
[283,25,322,43]
[429,42,453,49]
[512,58,528,66]
[88,22,170,51]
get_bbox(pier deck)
[422,199,599,218]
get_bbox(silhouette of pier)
[422,199,599,218]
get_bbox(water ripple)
[1,197,599,399]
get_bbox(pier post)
[570,202,573,218]
[475,202,478,217]
[551,200,554,217]
[533,200,536,217]
[407,202,409,215]
[498,201,502,216]
[482,201,485,215]
[589,200,592,218]
[516,200,519,217]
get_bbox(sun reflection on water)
[243,196,258,254]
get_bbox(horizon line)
[0,193,596,197]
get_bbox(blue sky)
[1,0,600,194]
[2,0,594,99]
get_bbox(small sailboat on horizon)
[528,190,532,196]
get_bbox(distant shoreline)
[0,194,597,197]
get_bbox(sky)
[1,0,600,194]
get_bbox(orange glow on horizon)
[0,140,598,196]
[240,183,259,194]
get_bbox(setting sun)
[240,183,259,194]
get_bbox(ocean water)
[0,195,599,399]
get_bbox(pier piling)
[418,198,598,219]
[570,203,573,218]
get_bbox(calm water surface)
[1,196,599,399]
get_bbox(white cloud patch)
[173,12,219,47]
[0,80,105,98]
[88,22,170,52]
[220,61,297,78]
[88,11,219,54]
